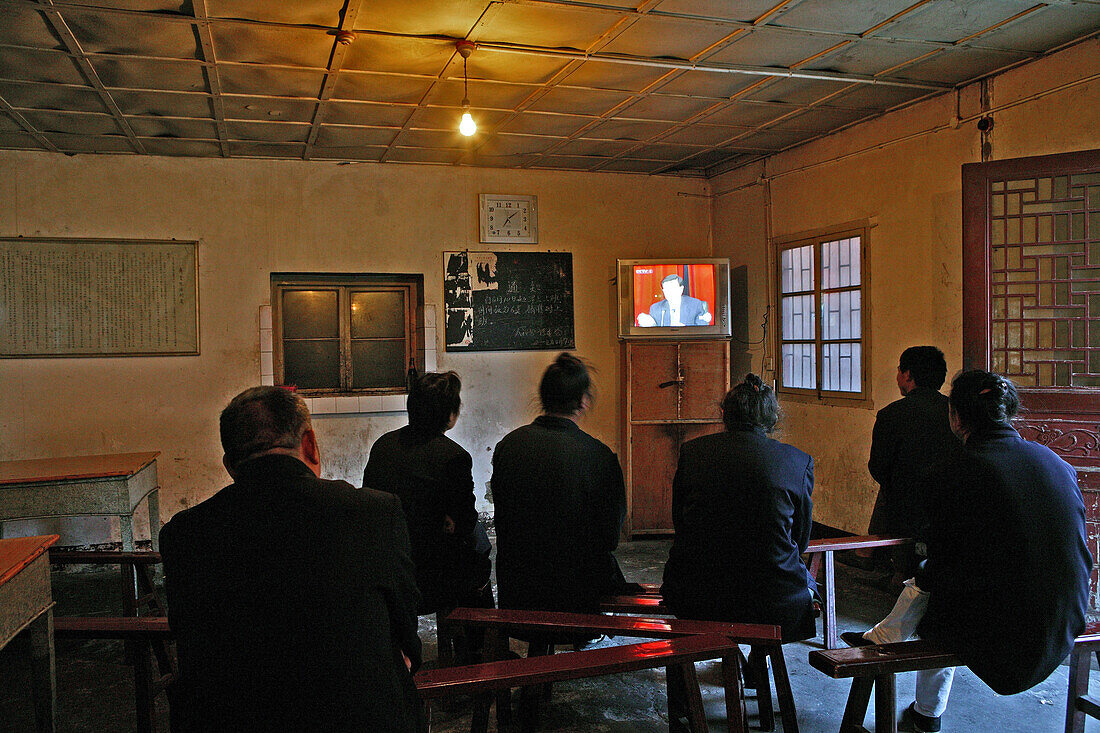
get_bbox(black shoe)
[901,702,941,732]
[840,631,873,647]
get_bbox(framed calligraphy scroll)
[443,250,574,352]
[0,237,199,357]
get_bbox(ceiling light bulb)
[459,109,477,136]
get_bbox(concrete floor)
[1,538,1096,732]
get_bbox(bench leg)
[873,674,896,733]
[840,677,873,733]
[436,611,455,667]
[1066,645,1092,733]
[749,646,774,731]
[128,639,156,733]
[823,549,838,649]
[680,661,709,733]
[25,611,56,733]
[768,645,799,733]
[720,654,748,733]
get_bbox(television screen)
[618,258,730,339]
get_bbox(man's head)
[407,371,462,435]
[661,274,685,303]
[896,346,947,395]
[219,386,319,478]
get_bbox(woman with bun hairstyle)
[661,374,818,642]
[363,371,492,626]
[491,353,629,614]
[849,370,1090,733]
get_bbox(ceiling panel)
[0,0,1093,176]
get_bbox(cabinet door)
[680,341,730,420]
[630,423,680,532]
[629,342,679,422]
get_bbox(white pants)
[863,578,955,718]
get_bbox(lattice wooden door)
[962,148,1100,610]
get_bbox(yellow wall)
[712,38,1100,532]
[0,155,710,543]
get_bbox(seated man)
[846,370,1091,733]
[637,274,712,327]
[161,386,425,732]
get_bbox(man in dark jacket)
[865,346,958,576]
[161,386,425,732]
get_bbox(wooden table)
[0,453,161,551]
[1,534,60,732]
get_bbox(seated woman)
[491,353,629,615]
[661,374,817,643]
[848,370,1090,733]
[363,371,492,622]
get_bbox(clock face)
[480,194,537,243]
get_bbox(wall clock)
[479,194,538,244]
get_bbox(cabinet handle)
[658,378,684,389]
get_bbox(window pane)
[780,245,814,293]
[281,290,339,339]
[822,342,861,393]
[350,291,406,338]
[352,340,407,389]
[822,289,861,340]
[821,236,861,289]
[781,294,815,340]
[781,343,816,389]
[283,340,340,389]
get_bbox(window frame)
[271,272,424,396]
[772,223,872,407]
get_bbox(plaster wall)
[711,38,1100,532]
[0,153,710,544]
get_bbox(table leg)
[28,610,57,733]
[823,549,838,649]
[679,662,709,733]
[147,488,161,552]
[120,514,135,552]
[1066,644,1091,733]
[769,645,799,733]
[720,653,747,733]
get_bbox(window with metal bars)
[271,273,423,395]
[775,227,869,402]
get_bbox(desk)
[0,453,160,551]
[1,534,60,732]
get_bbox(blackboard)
[443,251,574,352]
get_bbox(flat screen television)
[617,258,731,339]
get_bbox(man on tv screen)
[638,273,712,327]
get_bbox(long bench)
[416,633,739,732]
[48,549,166,617]
[808,639,961,733]
[1066,619,1100,733]
[52,616,175,733]
[804,535,913,649]
[448,606,787,733]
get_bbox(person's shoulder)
[319,477,402,515]
[681,431,726,453]
[769,436,811,463]
[435,433,472,461]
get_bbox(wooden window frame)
[772,222,872,407]
[271,272,424,396]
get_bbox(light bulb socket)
[456,41,476,59]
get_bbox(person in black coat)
[852,370,1091,733]
[363,371,492,619]
[662,373,817,642]
[160,386,425,733]
[865,346,958,576]
[491,353,629,615]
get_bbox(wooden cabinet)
[621,340,730,536]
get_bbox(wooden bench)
[1066,619,1100,733]
[808,639,961,733]
[594,593,798,732]
[448,606,788,733]
[53,616,175,733]
[416,633,740,733]
[804,535,913,649]
[48,549,166,617]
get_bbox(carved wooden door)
[962,149,1100,610]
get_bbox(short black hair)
[722,374,780,433]
[949,369,1019,433]
[407,371,461,435]
[899,346,947,390]
[220,386,311,472]
[539,353,593,415]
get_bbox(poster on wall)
[443,250,574,352]
[0,237,198,357]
